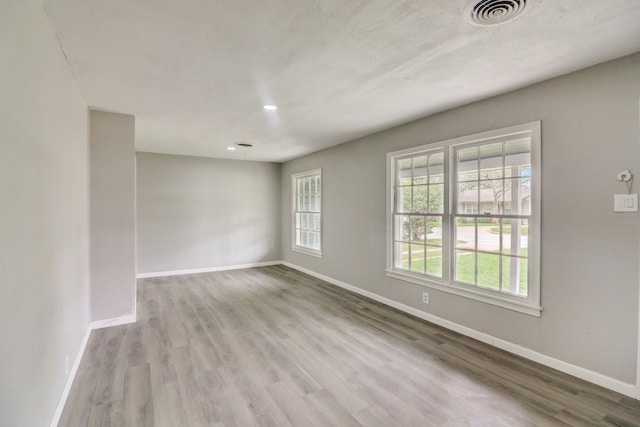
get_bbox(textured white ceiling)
[43,0,640,162]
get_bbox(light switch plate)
[614,194,638,212]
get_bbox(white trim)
[386,121,542,316]
[291,245,323,258]
[136,261,282,279]
[49,314,138,426]
[386,270,542,317]
[291,168,323,257]
[133,155,138,338]
[636,97,640,399]
[90,313,136,330]
[49,326,92,427]
[282,261,636,398]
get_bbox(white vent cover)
[465,0,528,26]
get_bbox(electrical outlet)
[422,292,429,304]
[65,354,70,376]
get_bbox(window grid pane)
[393,212,443,278]
[452,136,531,298]
[389,123,539,314]
[393,151,444,278]
[294,171,322,252]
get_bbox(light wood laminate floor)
[60,265,640,426]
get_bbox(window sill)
[386,269,542,317]
[292,246,323,259]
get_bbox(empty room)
[3,0,640,426]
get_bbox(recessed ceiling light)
[263,104,278,111]
[226,146,236,151]
[235,142,254,148]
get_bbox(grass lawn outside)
[489,226,529,235]
[401,248,528,296]
[454,252,528,295]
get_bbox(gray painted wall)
[90,110,137,322]
[281,53,640,384]
[136,153,281,274]
[0,1,90,425]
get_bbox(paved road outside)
[428,225,527,252]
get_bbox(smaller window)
[292,169,322,257]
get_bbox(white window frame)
[386,122,541,316]
[291,169,323,258]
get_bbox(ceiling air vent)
[465,0,528,26]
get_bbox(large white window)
[387,122,541,316]
[292,169,322,257]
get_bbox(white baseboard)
[136,260,282,279]
[282,261,637,399]
[49,312,138,426]
[49,326,92,427]
[66,262,638,399]
[90,313,136,330]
